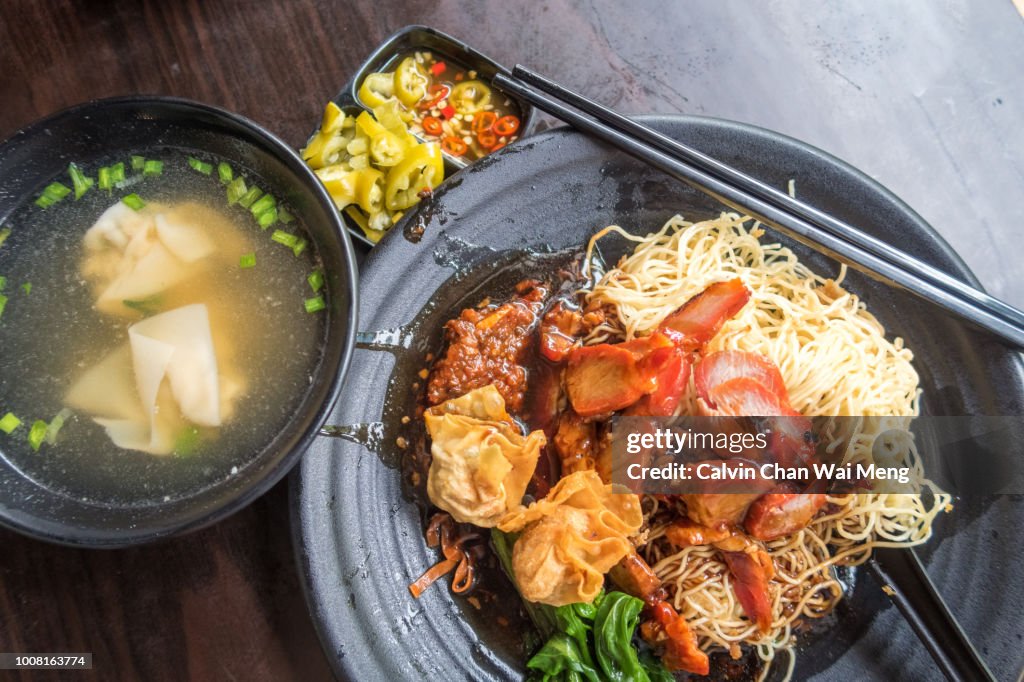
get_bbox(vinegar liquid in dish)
[0,152,326,506]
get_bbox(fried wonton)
[424,385,546,527]
[498,470,643,606]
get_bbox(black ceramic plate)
[293,116,1024,681]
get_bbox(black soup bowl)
[0,97,358,547]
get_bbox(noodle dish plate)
[293,115,1024,681]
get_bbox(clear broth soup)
[0,149,326,506]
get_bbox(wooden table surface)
[1,1,1022,680]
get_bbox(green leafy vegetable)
[638,650,676,682]
[526,592,672,682]
[0,292,7,320]
[21,282,30,295]
[28,420,47,451]
[68,162,94,199]
[122,193,146,211]
[304,296,326,313]
[0,227,9,247]
[0,412,21,434]
[490,531,673,682]
[131,155,146,171]
[239,253,256,269]
[528,634,601,682]
[593,593,650,680]
[0,275,6,289]
[217,162,233,185]
[143,159,163,177]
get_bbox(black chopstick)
[868,548,996,682]
[492,67,1024,350]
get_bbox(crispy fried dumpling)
[424,385,545,527]
[498,470,643,606]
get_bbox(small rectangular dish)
[302,25,538,247]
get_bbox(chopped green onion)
[131,155,146,171]
[0,227,9,247]
[21,282,30,295]
[271,229,299,248]
[143,159,163,177]
[304,296,326,313]
[238,186,263,208]
[0,412,20,434]
[46,182,71,199]
[226,177,247,205]
[307,269,325,293]
[278,207,295,223]
[68,162,94,199]
[98,166,113,190]
[122,294,162,316]
[0,275,6,289]
[35,181,71,208]
[122,193,146,211]
[44,408,72,445]
[187,156,213,175]
[28,420,47,451]
[250,193,276,216]
[217,162,233,185]
[256,207,277,229]
[0,293,7,319]
[110,162,126,184]
[174,426,202,456]
[239,253,256,269]
[292,237,308,257]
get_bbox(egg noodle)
[583,214,951,679]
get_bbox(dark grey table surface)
[1,1,1022,680]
